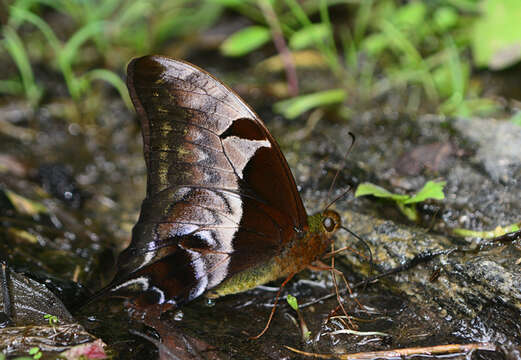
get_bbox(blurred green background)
[1,0,521,123]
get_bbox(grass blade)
[274,89,346,119]
[10,6,62,53]
[59,21,105,99]
[220,25,271,57]
[1,26,42,104]
[84,69,132,109]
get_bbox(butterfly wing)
[109,55,308,308]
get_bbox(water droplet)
[174,310,184,321]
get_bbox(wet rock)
[0,267,100,357]
[336,210,520,337]
[395,142,460,176]
[0,324,95,356]
[453,117,521,185]
[0,266,75,326]
[289,112,521,358]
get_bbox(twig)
[285,342,498,359]
[327,329,388,337]
[489,229,521,244]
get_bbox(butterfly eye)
[323,216,335,232]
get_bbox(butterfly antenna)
[324,132,356,210]
[324,186,351,212]
[340,226,373,276]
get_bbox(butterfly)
[90,55,342,319]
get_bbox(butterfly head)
[321,209,341,235]
[308,209,341,238]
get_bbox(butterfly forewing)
[111,56,308,307]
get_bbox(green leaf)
[286,294,299,311]
[273,89,346,119]
[433,40,469,101]
[220,26,271,57]
[404,180,446,204]
[154,2,223,46]
[378,20,423,66]
[393,1,426,29]
[397,202,418,222]
[0,79,24,95]
[4,189,48,215]
[472,0,521,69]
[289,23,329,50]
[442,98,500,118]
[210,0,249,7]
[453,222,520,238]
[356,181,445,222]
[433,6,459,32]
[8,228,38,243]
[361,33,388,57]
[44,313,58,325]
[446,0,479,12]
[433,65,455,99]
[353,0,373,43]
[354,183,409,202]
[111,1,153,35]
[284,0,312,28]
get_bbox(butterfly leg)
[249,271,296,340]
[322,245,370,261]
[308,257,361,329]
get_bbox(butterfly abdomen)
[206,227,331,298]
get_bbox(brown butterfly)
[89,55,342,329]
